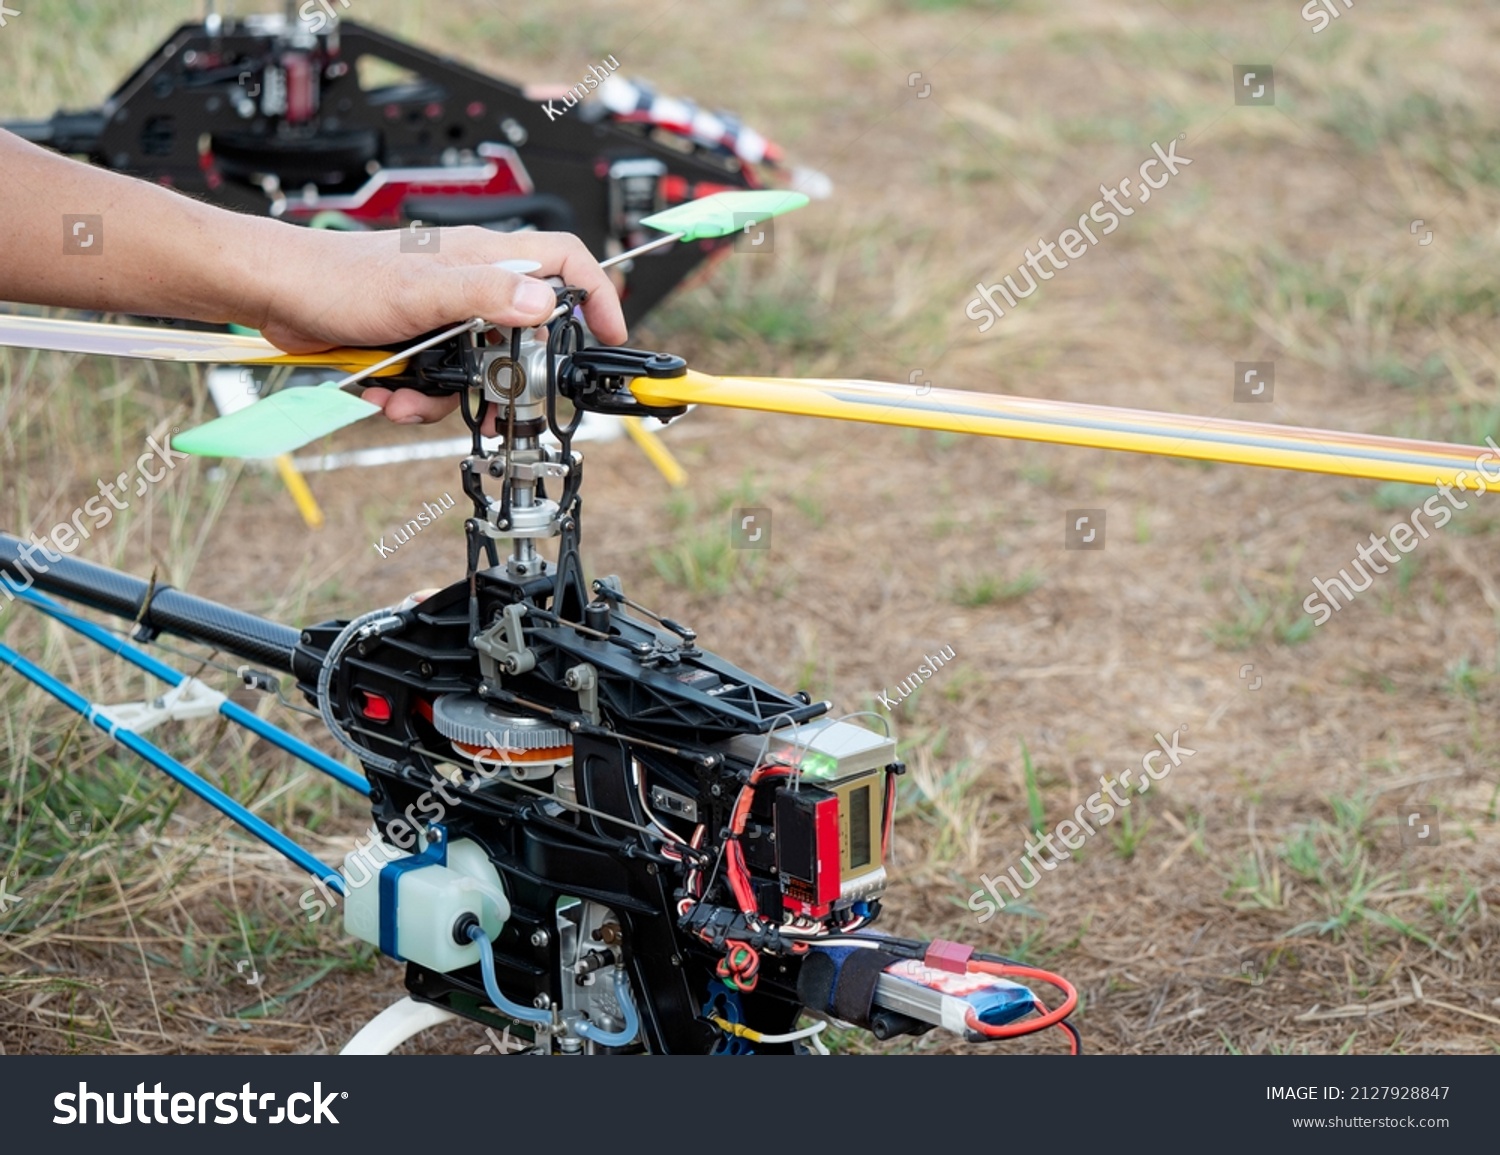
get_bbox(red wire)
[1030,995,1080,1055]
[707,763,833,992]
[722,764,796,916]
[962,961,1079,1051]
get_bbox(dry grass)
[3,0,1499,1055]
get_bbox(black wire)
[973,950,1032,968]
[460,367,483,453]
[1060,1020,1082,1055]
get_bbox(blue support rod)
[10,584,368,797]
[0,638,345,893]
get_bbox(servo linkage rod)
[600,231,684,271]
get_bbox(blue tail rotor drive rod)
[0,638,345,893]
[8,584,369,797]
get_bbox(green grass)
[1109,802,1150,861]
[1182,241,1500,365]
[1445,657,1490,702]
[1227,849,1287,912]
[895,0,1021,12]
[1368,351,1448,391]
[1239,794,1462,954]
[1279,825,1323,881]
[1317,87,1500,190]
[896,738,985,869]
[1207,583,1315,650]
[648,529,747,596]
[647,485,776,595]
[1020,738,1044,836]
[950,569,1042,607]
[643,261,835,364]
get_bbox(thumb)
[428,266,558,332]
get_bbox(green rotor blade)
[171,385,381,459]
[638,190,810,241]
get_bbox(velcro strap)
[830,950,900,1026]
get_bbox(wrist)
[217,211,308,333]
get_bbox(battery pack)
[874,958,1038,1036]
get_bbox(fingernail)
[397,414,426,425]
[515,279,555,315]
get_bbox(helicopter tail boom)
[0,531,301,673]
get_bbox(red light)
[360,692,392,722]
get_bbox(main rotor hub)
[477,336,554,422]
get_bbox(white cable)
[632,758,686,845]
[712,1017,828,1046]
[753,1020,827,1045]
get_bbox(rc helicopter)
[2,191,1492,1056]
[3,6,830,327]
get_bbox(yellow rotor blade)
[631,371,1499,492]
[0,314,405,375]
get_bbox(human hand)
[252,227,627,426]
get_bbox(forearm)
[0,125,626,399]
[0,128,277,327]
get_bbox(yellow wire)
[709,1015,762,1042]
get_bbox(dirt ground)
[2,0,1498,1055]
